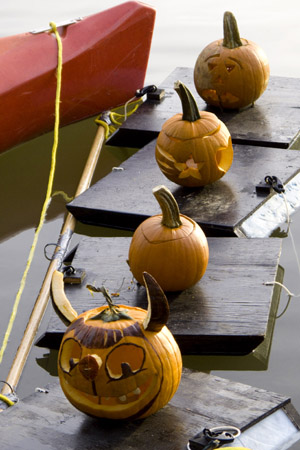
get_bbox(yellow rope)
[95,99,142,139]
[0,393,15,407]
[0,22,63,365]
[51,190,74,203]
[0,23,144,367]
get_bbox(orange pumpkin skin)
[129,214,208,291]
[58,304,182,420]
[128,186,209,292]
[155,110,233,187]
[194,12,270,109]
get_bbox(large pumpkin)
[194,11,270,110]
[53,270,182,420]
[128,185,209,291]
[155,80,233,187]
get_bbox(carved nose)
[78,354,102,381]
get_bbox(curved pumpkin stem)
[142,272,169,332]
[87,285,133,322]
[223,11,243,49]
[153,185,182,229]
[174,80,201,122]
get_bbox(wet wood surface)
[0,369,296,450]
[108,67,300,149]
[36,236,283,356]
[66,140,300,237]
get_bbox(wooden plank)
[183,265,284,371]
[0,369,298,450]
[66,140,300,237]
[108,67,300,149]
[36,236,283,356]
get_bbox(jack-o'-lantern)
[155,80,233,187]
[194,11,270,110]
[52,270,182,420]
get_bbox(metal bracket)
[63,266,86,284]
[187,425,241,449]
[256,175,285,196]
[135,85,165,102]
[147,88,165,102]
[30,17,82,34]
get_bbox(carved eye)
[59,338,82,373]
[208,62,218,71]
[225,64,235,72]
[105,344,146,380]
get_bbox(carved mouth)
[63,374,157,409]
[99,376,153,406]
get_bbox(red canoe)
[0,1,155,153]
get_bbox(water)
[1,0,300,428]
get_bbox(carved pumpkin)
[128,185,209,291]
[53,270,182,420]
[155,81,233,187]
[194,11,270,109]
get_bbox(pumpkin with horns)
[155,81,233,187]
[194,11,270,109]
[52,270,182,420]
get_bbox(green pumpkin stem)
[223,11,243,49]
[174,80,200,122]
[153,185,182,229]
[87,284,132,322]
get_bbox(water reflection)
[0,117,136,242]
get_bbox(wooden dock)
[27,67,300,448]
[0,369,299,450]
[36,236,283,356]
[107,67,300,149]
[66,140,300,237]
[65,67,300,238]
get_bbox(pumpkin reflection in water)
[56,272,182,420]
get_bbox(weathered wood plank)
[0,369,297,450]
[108,68,300,149]
[183,265,284,371]
[66,140,300,237]
[36,236,283,356]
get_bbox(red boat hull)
[0,1,155,153]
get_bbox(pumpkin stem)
[153,185,182,229]
[87,284,133,322]
[174,80,201,122]
[223,11,243,49]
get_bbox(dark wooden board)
[0,369,298,450]
[66,141,300,237]
[108,67,300,149]
[36,236,283,356]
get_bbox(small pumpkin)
[155,80,233,187]
[194,11,270,109]
[128,185,209,291]
[53,270,182,420]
